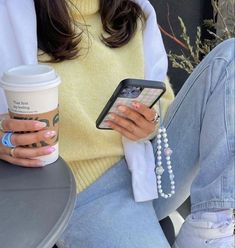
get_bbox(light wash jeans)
[56,38,235,248]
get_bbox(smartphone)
[96,78,166,129]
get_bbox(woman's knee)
[209,38,235,63]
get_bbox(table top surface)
[0,158,76,248]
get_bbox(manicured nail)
[34,121,47,128]
[46,147,56,153]
[105,121,111,127]
[132,102,140,109]
[109,114,115,120]
[118,106,126,112]
[44,131,56,138]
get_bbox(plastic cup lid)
[0,64,61,92]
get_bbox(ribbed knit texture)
[70,0,99,17]
[40,0,174,193]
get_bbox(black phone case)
[96,78,166,129]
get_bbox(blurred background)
[150,0,234,94]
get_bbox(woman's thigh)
[57,161,170,248]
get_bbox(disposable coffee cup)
[0,64,61,165]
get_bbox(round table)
[0,157,76,248]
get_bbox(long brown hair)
[34,0,145,62]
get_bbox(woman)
[0,0,234,247]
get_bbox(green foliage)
[168,0,235,74]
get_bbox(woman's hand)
[106,101,159,141]
[0,115,56,167]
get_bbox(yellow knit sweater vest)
[41,0,174,193]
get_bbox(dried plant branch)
[160,0,235,74]
[167,3,176,37]
[158,25,188,50]
[212,0,232,37]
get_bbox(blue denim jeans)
[57,39,235,248]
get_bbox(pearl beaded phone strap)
[155,101,176,199]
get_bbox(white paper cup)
[0,64,61,165]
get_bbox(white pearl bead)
[171,185,175,190]
[170,175,175,180]
[162,133,167,138]
[171,190,175,194]
[157,145,161,150]
[166,156,170,161]
[159,189,163,194]
[164,144,169,148]
[157,134,161,139]
[157,156,161,160]
[163,138,168,143]
[167,161,171,165]
[167,165,172,170]
[171,181,175,185]
[155,166,164,175]
[157,151,161,156]
[157,161,162,166]
[164,148,173,156]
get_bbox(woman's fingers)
[117,105,149,127]
[0,154,43,167]
[107,121,139,141]
[3,130,56,147]
[0,117,55,167]
[116,105,155,129]
[1,118,47,132]
[117,105,155,131]
[131,101,157,122]
[9,146,55,159]
[106,102,158,140]
[107,115,144,140]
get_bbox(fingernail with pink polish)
[118,106,126,112]
[105,121,111,127]
[46,147,55,154]
[44,131,56,138]
[34,121,47,128]
[109,114,115,120]
[132,102,140,109]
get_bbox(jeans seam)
[222,175,225,202]
[225,64,235,154]
[191,199,235,212]
[210,56,231,64]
